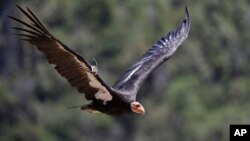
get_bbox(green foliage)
[1,0,250,141]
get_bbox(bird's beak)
[130,102,145,115]
[137,106,145,115]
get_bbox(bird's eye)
[136,104,140,107]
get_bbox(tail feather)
[67,105,83,109]
[67,104,89,109]
[67,104,100,114]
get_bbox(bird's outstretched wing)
[113,7,190,101]
[8,5,113,103]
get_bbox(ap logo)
[230,125,250,141]
[234,129,247,136]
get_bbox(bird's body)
[9,5,190,116]
[84,98,131,115]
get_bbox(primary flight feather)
[9,5,190,116]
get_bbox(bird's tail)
[67,105,82,109]
[67,104,100,113]
[67,105,88,109]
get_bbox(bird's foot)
[87,109,101,114]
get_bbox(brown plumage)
[8,5,190,116]
[9,5,112,101]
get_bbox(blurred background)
[1,0,250,141]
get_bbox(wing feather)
[113,7,190,101]
[9,5,113,103]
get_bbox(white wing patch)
[88,73,112,104]
[56,42,113,104]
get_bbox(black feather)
[113,7,190,101]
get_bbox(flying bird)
[8,5,190,116]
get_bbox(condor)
[8,5,190,116]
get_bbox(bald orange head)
[130,101,145,115]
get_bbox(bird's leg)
[90,58,98,75]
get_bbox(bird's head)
[130,101,145,115]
